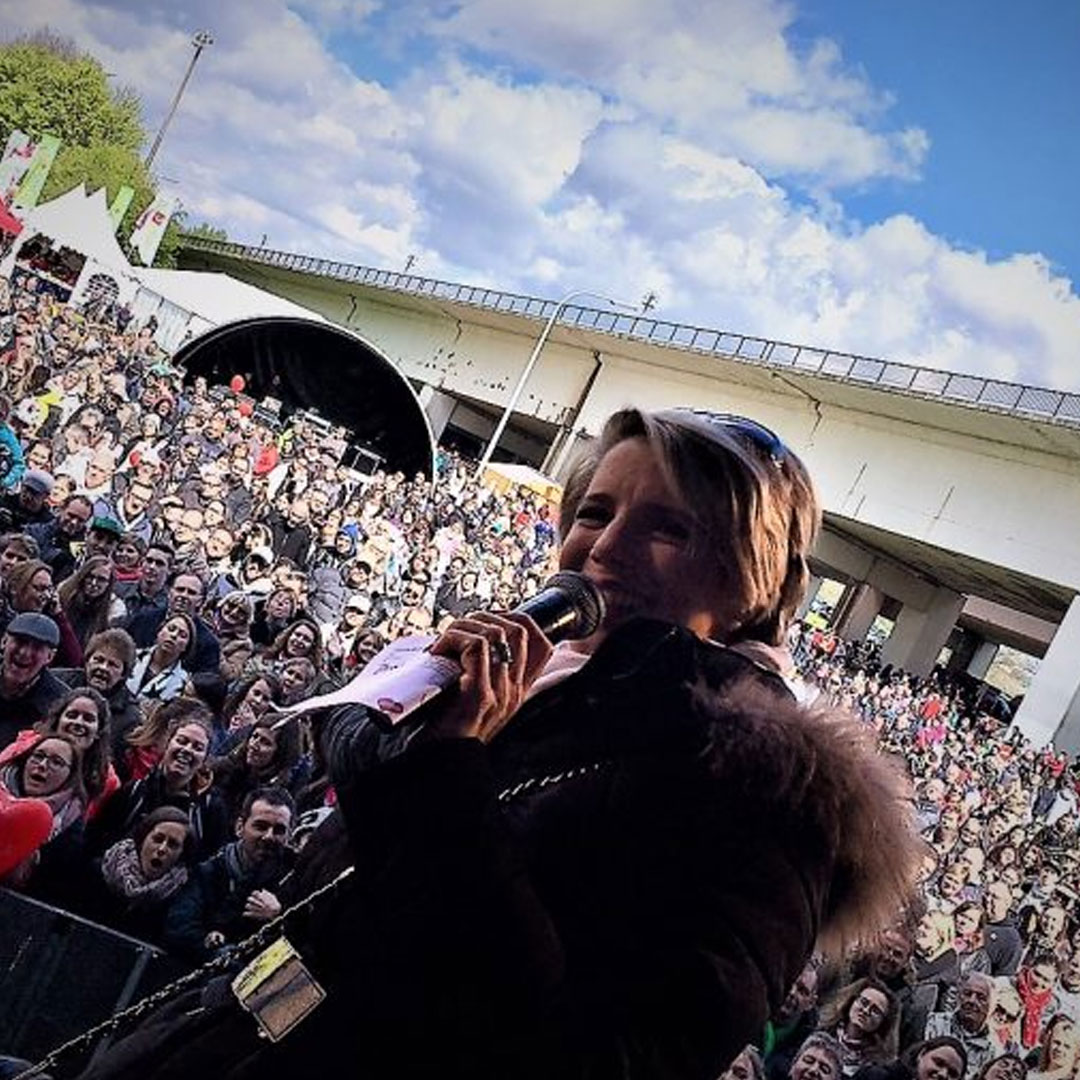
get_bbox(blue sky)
[3,0,1078,389]
[793,0,1080,279]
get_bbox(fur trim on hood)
[696,674,925,957]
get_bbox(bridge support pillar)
[880,585,965,676]
[835,583,884,642]
[1015,595,1080,752]
[417,385,456,441]
[966,639,999,680]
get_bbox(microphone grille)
[542,571,605,638]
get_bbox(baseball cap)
[22,470,54,496]
[6,612,60,647]
[90,516,123,537]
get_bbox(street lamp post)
[477,290,634,472]
[145,30,214,169]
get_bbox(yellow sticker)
[232,937,298,1000]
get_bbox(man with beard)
[763,963,821,1080]
[924,973,1009,1078]
[123,572,221,674]
[114,541,173,618]
[163,787,295,959]
[0,612,66,748]
[53,628,142,766]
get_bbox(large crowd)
[1,270,1078,1080]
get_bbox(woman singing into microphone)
[84,408,921,1080]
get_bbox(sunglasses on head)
[675,409,786,466]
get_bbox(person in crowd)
[209,590,256,680]
[53,627,142,766]
[0,611,67,744]
[924,973,1007,1079]
[250,584,300,647]
[885,1037,969,1080]
[259,616,324,673]
[1015,954,1063,1051]
[723,1047,768,1080]
[123,571,220,673]
[764,962,823,1080]
[912,911,963,1025]
[210,719,304,819]
[955,903,994,979]
[0,731,86,894]
[83,515,124,561]
[22,686,116,812]
[0,531,40,581]
[163,786,295,959]
[126,612,197,706]
[1027,1015,1080,1080]
[787,1034,844,1080]
[819,978,902,1075]
[26,491,93,580]
[984,882,1026,977]
[110,531,146,586]
[213,673,281,754]
[85,706,227,860]
[976,1056,1028,1080]
[85,806,193,945]
[57,554,125,649]
[113,539,173,617]
[0,468,55,531]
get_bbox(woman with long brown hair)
[58,554,124,649]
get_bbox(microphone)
[271,571,604,729]
[512,570,605,644]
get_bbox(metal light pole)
[145,30,214,169]
[477,290,635,472]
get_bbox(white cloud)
[0,0,1077,391]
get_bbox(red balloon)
[0,788,53,878]
[238,400,254,417]
[229,375,246,393]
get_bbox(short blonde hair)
[560,407,820,645]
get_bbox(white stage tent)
[0,183,323,352]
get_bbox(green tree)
[0,32,188,266]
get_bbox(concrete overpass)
[177,237,1080,752]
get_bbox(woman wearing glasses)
[84,408,920,1080]
[0,731,86,893]
[818,978,902,1076]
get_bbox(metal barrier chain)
[14,865,355,1080]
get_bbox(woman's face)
[916,1047,965,1080]
[285,624,316,658]
[849,987,889,1035]
[559,438,740,647]
[281,661,311,695]
[139,821,188,880]
[162,723,209,783]
[156,616,191,657]
[1029,963,1058,996]
[243,679,274,717]
[114,541,142,570]
[82,562,113,600]
[23,738,75,796]
[356,633,382,666]
[245,727,277,770]
[955,908,982,939]
[57,695,101,750]
[23,568,53,611]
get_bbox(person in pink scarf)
[1015,955,1062,1050]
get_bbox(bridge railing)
[179,235,1080,428]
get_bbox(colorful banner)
[129,190,177,265]
[10,133,61,212]
[0,131,35,206]
[107,185,135,231]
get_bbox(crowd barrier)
[0,890,187,1066]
